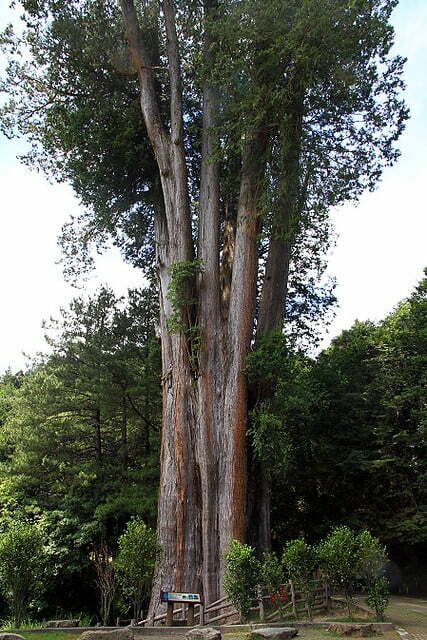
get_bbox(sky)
[0,0,426,373]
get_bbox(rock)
[0,634,26,640]
[327,624,380,637]
[44,620,80,628]
[250,628,298,640]
[186,628,221,640]
[79,629,133,640]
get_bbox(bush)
[223,540,260,622]
[366,576,389,621]
[282,538,317,620]
[357,530,387,586]
[261,551,284,594]
[261,552,288,615]
[115,519,160,620]
[0,520,45,627]
[318,526,387,618]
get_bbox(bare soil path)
[372,596,427,640]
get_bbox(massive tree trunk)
[196,0,223,603]
[251,86,305,553]
[119,0,282,613]
[220,133,267,577]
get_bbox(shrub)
[261,552,287,616]
[261,551,284,594]
[0,520,45,627]
[282,538,317,620]
[115,519,160,620]
[91,543,116,625]
[366,576,389,621]
[357,530,387,586]
[223,540,260,622]
[318,526,387,618]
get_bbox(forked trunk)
[120,0,269,614]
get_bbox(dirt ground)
[223,628,400,640]
[359,596,427,640]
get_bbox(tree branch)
[162,0,185,144]
[119,0,169,168]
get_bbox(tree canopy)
[0,0,411,610]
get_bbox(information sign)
[160,591,201,604]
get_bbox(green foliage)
[318,526,360,615]
[357,531,387,586]
[282,539,317,620]
[260,552,288,617]
[267,271,426,576]
[247,335,313,478]
[0,287,161,618]
[115,519,160,620]
[260,552,284,595]
[223,540,260,621]
[366,576,389,621]
[0,0,407,337]
[318,527,387,617]
[249,402,292,471]
[166,259,202,326]
[0,520,45,626]
[166,259,202,373]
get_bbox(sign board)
[160,590,201,604]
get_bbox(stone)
[250,628,298,640]
[0,634,26,640]
[44,620,80,628]
[186,627,221,640]
[79,630,133,640]
[327,624,380,637]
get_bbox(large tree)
[1,0,407,610]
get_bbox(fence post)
[290,580,297,619]
[166,601,174,626]
[258,586,265,622]
[324,581,330,612]
[199,604,205,626]
[116,618,120,627]
[187,603,195,626]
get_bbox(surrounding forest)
[0,0,425,624]
[0,273,425,620]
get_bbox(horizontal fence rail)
[135,579,330,627]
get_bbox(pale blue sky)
[0,0,426,372]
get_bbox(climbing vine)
[166,259,202,374]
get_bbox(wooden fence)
[135,579,330,627]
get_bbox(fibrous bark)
[119,0,294,613]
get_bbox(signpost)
[160,591,201,626]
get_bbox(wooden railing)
[262,579,329,622]
[136,580,329,627]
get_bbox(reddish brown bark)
[196,0,223,602]
[253,87,305,554]
[119,0,274,614]
[121,0,201,606]
[220,134,267,577]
